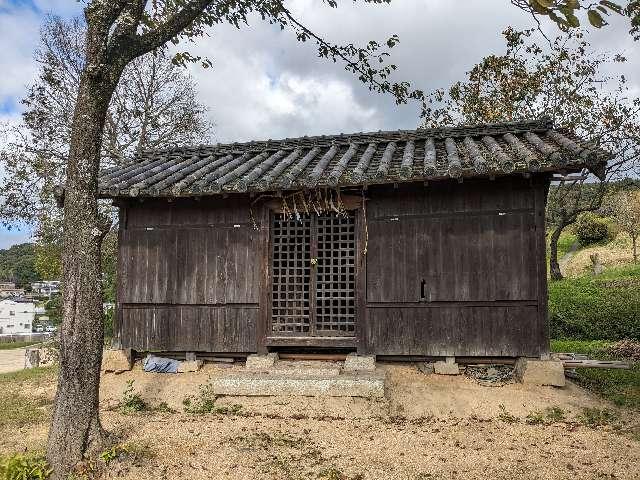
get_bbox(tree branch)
[128,0,217,59]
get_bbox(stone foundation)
[515,358,565,387]
[102,349,133,373]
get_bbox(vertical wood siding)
[362,177,548,357]
[116,176,549,357]
[117,198,261,352]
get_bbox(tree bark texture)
[549,224,567,281]
[46,20,125,478]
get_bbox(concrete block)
[434,360,460,375]
[343,353,376,372]
[102,349,132,373]
[515,358,565,387]
[177,360,204,373]
[246,352,279,371]
[24,348,41,369]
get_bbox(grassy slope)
[549,263,640,340]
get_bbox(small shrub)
[525,411,545,425]
[0,453,52,479]
[578,407,616,427]
[99,443,154,466]
[497,404,519,424]
[545,406,567,423]
[154,402,176,413]
[525,406,566,425]
[119,380,147,414]
[573,213,612,247]
[182,383,242,414]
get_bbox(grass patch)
[0,366,57,387]
[0,392,50,428]
[549,264,640,340]
[0,367,55,428]
[550,339,611,356]
[577,407,617,427]
[525,406,567,425]
[570,366,640,409]
[0,341,39,350]
[551,340,640,409]
[557,232,579,258]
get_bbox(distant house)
[0,299,36,335]
[0,282,26,298]
[31,281,61,297]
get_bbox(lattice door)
[271,214,312,334]
[316,213,356,335]
[270,211,356,337]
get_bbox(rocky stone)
[24,348,41,369]
[343,353,376,372]
[434,360,460,375]
[515,358,565,387]
[177,360,204,373]
[245,352,279,371]
[102,349,132,373]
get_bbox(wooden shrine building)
[99,119,606,359]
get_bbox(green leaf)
[530,0,551,14]
[565,12,581,26]
[588,9,605,27]
[599,1,623,14]
[565,0,580,8]
[533,0,555,8]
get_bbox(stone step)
[211,371,386,398]
[267,360,341,377]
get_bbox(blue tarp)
[142,354,179,373]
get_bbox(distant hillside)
[0,242,40,287]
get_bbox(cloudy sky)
[0,0,638,247]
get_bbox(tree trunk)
[46,29,124,477]
[549,224,567,281]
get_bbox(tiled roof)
[98,118,606,198]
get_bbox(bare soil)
[2,362,639,480]
[0,348,25,374]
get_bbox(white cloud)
[0,4,40,108]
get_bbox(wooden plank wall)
[115,197,262,353]
[361,176,549,357]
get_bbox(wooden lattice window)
[271,214,311,333]
[271,211,356,337]
[316,213,356,334]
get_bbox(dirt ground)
[2,362,640,480]
[0,348,25,373]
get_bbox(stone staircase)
[211,353,385,398]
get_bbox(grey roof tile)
[98,118,608,198]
